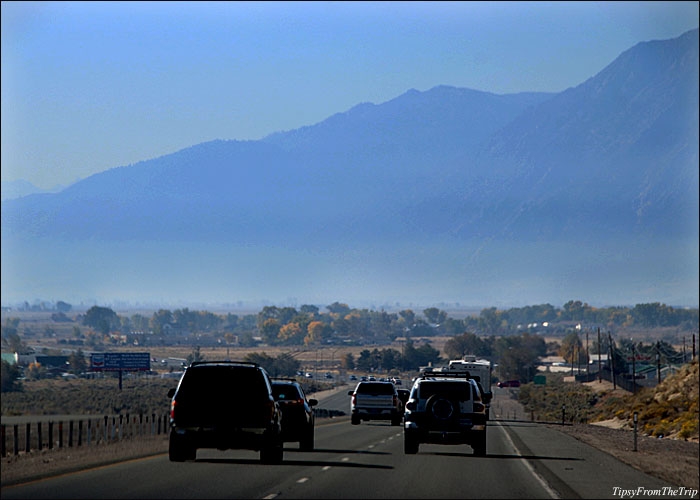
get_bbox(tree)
[423,308,447,325]
[444,332,492,359]
[261,319,281,345]
[342,353,355,370]
[559,333,584,364]
[300,304,320,315]
[326,302,350,315]
[305,321,326,346]
[69,348,87,373]
[278,323,304,344]
[56,301,72,312]
[186,346,205,365]
[27,362,48,380]
[83,306,119,335]
[1,360,22,392]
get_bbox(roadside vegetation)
[518,359,699,441]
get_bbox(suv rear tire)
[169,432,196,462]
[472,430,486,456]
[404,433,419,454]
[300,425,314,451]
[351,414,361,425]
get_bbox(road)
[2,388,674,499]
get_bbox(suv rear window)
[356,382,395,395]
[272,384,302,401]
[418,381,471,401]
[177,365,268,402]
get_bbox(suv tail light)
[473,402,485,413]
[393,395,398,407]
[264,399,275,420]
[351,393,356,406]
[170,400,177,419]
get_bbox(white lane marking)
[496,423,559,499]
[322,466,331,471]
[297,477,309,484]
[341,457,350,462]
[263,494,279,499]
[368,444,374,449]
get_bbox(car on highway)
[403,370,487,456]
[348,381,403,425]
[271,378,318,451]
[167,361,284,463]
[349,374,357,381]
[497,380,521,388]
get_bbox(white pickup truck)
[348,381,402,426]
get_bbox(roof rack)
[271,377,298,382]
[189,361,259,367]
[419,370,481,383]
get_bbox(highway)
[2,388,674,499]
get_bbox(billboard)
[90,352,150,371]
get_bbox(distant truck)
[427,356,493,419]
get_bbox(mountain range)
[1,29,698,307]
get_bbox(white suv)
[403,370,487,455]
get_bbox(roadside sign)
[90,352,150,372]
[533,374,546,385]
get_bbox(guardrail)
[1,414,169,458]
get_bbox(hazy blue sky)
[2,1,698,189]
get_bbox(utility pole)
[586,329,589,372]
[693,334,696,360]
[598,327,602,383]
[631,342,636,394]
[656,341,661,385]
[608,332,616,390]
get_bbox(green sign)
[533,374,547,385]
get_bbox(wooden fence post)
[1,424,6,457]
[87,419,91,446]
[14,424,19,455]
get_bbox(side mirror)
[308,398,318,407]
[167,388,176,399]
[406,401,417,411]
[348,391,354,396]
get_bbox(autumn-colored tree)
[278,322,303,344]
[261,319,281,345]
[305,321,325,346]
[558,332,585,364]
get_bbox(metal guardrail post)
[14,424,19,455]
[58,422,63,448]
[38,422,42,451]
[26,422,31,453]
[48,422,53,449]
[87,419,91,446]
[78,420,83,446]
[69,420,74,447]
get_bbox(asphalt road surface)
[2,388,674,499]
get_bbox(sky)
[1,1,699,190]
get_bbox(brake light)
[264,399,275,419]
[170,400,176,419]
[393,395,398,407]
[351,393,356,406]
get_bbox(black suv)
[271,379,318,451]
[167,361,283,463]
[403,370,489,456]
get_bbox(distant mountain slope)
[1,30,698,305]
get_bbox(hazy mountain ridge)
[1,29,698,305]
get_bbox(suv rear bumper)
[171,425,274,451]
[404,424,485,445]
[352,408,401,420]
